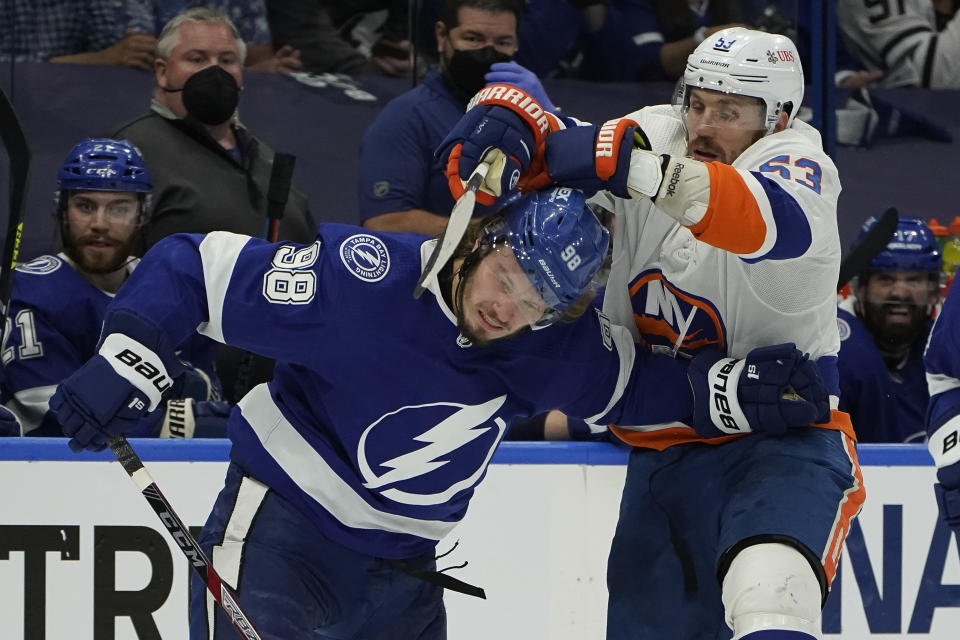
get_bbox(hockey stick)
[413,161,490,298]
[108,435,263,639]
[0,83,30,336]
[837,207,899,292]
[233,153,297,401]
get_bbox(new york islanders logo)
[357,396,508,506]
[630,270,726,356]
[340,234,390,282]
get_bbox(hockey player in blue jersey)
[837,215,942,442]
[0,138,227,438]
[925,270,960,535]
[49,186,827,639]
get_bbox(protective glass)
[67,193,141,228]
[677,86,769,132]
[478,239,561,328]
[859,270,939,307]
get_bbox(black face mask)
[178,65,240,125]
[442,46,513,103]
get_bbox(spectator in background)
[110,8,316,402]
[125,0,303,73]
[359,0,552,235]
[580,0,748,81]
[924,269,960,535]
[837,0,960,88]
[837,216,942,442]
[264,0,369,75]
[110,7,315,249]
[0,138,226,440]
[0,0,156,70]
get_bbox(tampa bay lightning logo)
[630,269,726,356]
[357,396,508,506]
[339,234,390,282]
[15,255,62,275]
[837,317,851,342]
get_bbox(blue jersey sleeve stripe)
[816,354,841,397]
[742,173,812,263]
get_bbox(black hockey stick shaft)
[0,83,30,332]
[108,435,263,640]
[837,207,899,292]
[265,152,295,243]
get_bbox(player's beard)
[859,298,929,357]
[67,233,134,275]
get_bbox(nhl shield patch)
[339,234,390,282]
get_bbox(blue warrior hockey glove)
[688,343,830,438]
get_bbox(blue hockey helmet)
[483,187,609,315]
[857,215,941,276]
[57,138,152,194]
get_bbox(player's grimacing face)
[457,247,548,346]
[860,269,935,328]
[685,88,766,164]
[65,191,139,274]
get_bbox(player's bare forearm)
[362,209,453,236]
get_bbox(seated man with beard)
[0,138,227,439]
[837,215,943,442]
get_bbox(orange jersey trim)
[611,409,856,451]
[687,162,766,255]
[821,431,866,588]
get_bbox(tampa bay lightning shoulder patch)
[339,233,390,282]
[15,255,63,275]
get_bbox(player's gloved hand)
[436,84,562,206]
[51,355,153,452]
[927,406,960,532]
[542,117,658,197]
[687,343,830,439]
[484,62,556,112]
[0,405,21,436]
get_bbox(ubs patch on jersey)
[340,234,390,282]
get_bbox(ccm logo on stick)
[114,349,172,393]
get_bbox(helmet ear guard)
[679,27,804,134]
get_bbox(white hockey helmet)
[678,27,804,134]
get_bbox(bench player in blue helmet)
[838,216,942,442]
[0,138,226,439]
[48,185,827,639]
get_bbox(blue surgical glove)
[688,343,830,438]
[484,61,556,113]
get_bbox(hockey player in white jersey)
[48,185,828,639]
[0,138,226,439]
[440,27,864,640]
[838,0,960,88]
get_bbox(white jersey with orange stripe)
[591,105,847,449]
[837,0,960,88]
